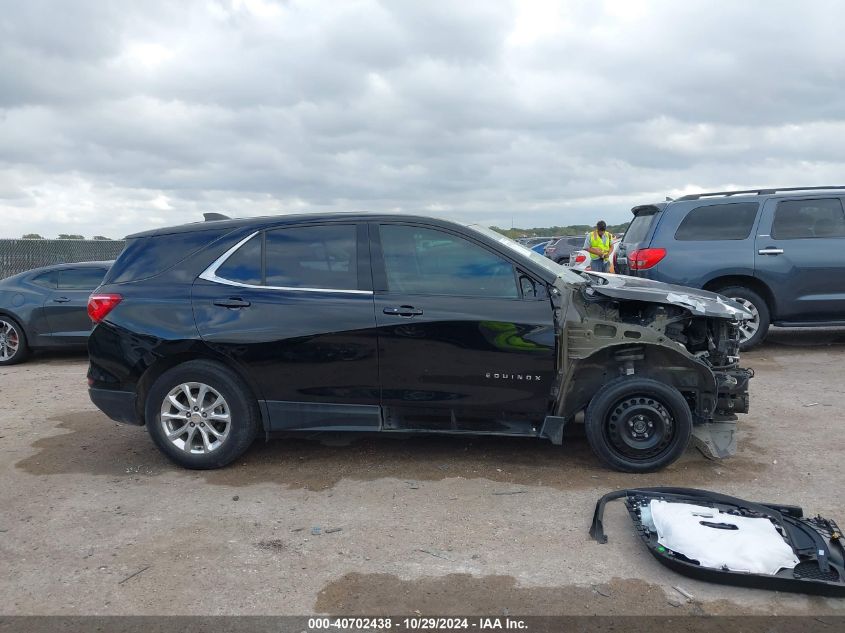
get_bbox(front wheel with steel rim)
[0,317,29,365]
[716,286,770,350]
[145,360,259,469]
[585,377,692,473]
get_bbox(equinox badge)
[485,372,542,381]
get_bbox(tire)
[715,286,770,350]
[585,377,693,473]
[0,316,29,366]
[145,360,260,469]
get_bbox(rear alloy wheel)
[159,382,232,454]
[716,286,770,350]
[0,317,29,366]
[585,378,692,472]
[145,360,259,469]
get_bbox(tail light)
[88,293,123,323]
[628,248,666,270]
[574,253,587,263]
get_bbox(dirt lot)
[1,328,844,616]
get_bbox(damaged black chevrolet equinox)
[88,214,753,472]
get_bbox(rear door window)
[265,225,358,290]
[58,268,107,290]
[772,198,845,239]
[674,202,759,241]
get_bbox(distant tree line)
[490,222,630,239]
[21,234,113,240]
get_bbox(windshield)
[467,224,585,283]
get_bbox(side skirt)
[263,400,550,438]
[263,400,381,432]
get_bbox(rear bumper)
[89,388,141,425]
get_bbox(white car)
[569,249,592,271]
[569,237,623,272]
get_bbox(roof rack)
[676,186,845,201]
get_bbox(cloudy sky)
[2,0,844,238]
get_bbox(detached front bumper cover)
[590,487,845,597]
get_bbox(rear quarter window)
[104,229,227,284]
[216,234,262,285]
[29,271,57,288]
[58,268,107,290]
[674,202,759,241]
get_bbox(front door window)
[379,225,518,298]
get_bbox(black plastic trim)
[88,388,140,425]
[264,400,381,431]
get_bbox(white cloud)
[1,0,844,238]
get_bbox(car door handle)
[383,305,423,317]
[52,296,71,303]
[758,248,784,255]
[213,297,251,309]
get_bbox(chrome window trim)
[198,230,373,296]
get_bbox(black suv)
[615,186,845,348]
[88,214,752,472]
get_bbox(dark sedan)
[0,261,111,365]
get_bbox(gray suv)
[615,186,845,348]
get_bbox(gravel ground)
[1,327,844,616]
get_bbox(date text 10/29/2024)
[307,617,529,630]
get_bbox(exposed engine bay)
[548,272,754,460]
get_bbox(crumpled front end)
[551,276,753,459]
[660,310,754,459]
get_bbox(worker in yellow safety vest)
[583,220,613,273]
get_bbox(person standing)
[584,220,613,273]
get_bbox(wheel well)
[703,275,775,315]
[557,343,717,424]
[135,353,266,431]
[0,310,25,331]
[0,310,33,348]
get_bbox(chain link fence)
[0,239,126,279]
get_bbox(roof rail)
[676,186,845,201]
